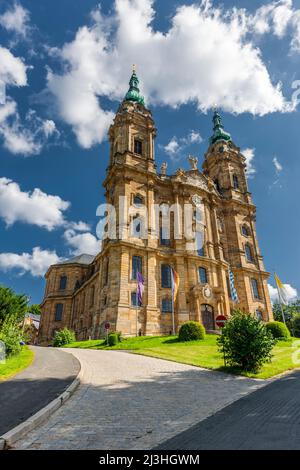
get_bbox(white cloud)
[0,46,27,87]
[0,177,70,230]
[0,247,61,277]
[64,229,101,255]
[163,130,203,158]
[273,156,283,174]
[163,137,180,156]
[268,282,298,304]
[0,47,59,155]
[242,148,256,178]
[45,0,291,149]
[0,2,30,38]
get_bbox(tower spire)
[209,108,232,145]
[124,66,145,106]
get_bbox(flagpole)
[171,296,175,336]
[275,274,286,324]
[136,284,138,337]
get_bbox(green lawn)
[64,334,300,379]
[0,346,35,381]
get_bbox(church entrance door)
[201,304,215,331]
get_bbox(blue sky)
[0,0,300,304]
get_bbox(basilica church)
[38,69,273,344]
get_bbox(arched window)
[161,264,172,288]
[59,275,67,290]
[241,225,249,237]
[256,309,263,321]
[54,303,63,322]
[160,226,171,246]
[214,179,221,192]
[134,139,143,155]
[162,298,172,313]
[131,291,142,307]
[132,256,142,280]
[251,278,260,300]
[196,231,205,256]
[133,195,143,207]
[245,244,253,262]
[199,267,208,284]
[233,174,239,189]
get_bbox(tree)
[27,304,41,316]
[217,310,275,373]
[273,300,300,335]
[0,285,28,327]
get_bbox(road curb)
[0,352,83,451]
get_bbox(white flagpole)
[136,283,138,337]
[275,275,286,324]
[171,295,175,336]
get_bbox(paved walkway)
[0,347,80,436]
[156,369,300,450]
[14,349,265,450]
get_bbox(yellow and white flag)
[274,274,289,306]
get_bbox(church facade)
[38,69,273,344]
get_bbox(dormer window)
[134,139,143,155]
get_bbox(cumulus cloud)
[268,282,298,304]
[162,131,203,159]
[0,177,70,230]
[0,46,59,155]
[0,247,61,277]
[45,0,292,149]
[0,2,30,38]
[64,229,101,255]
[242,148,256,178]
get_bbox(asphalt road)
[156,370,300,450]
[0,346,80,436]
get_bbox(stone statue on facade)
[188,155,198,170]
[160,162,167,175]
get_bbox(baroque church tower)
[38,69,273,344]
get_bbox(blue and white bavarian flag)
[229,268,239,303]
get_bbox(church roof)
[58,254,95,266]
[124,66,145,106]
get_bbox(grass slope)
[64,335,300,379]
[0,346,34,382]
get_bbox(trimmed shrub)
[178,321,206,342]
[265,321,290,340]
[217,310,275,373]
[108,333,119,346]
[53,328,76,347]
[292,314,300,338]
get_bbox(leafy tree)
[217,310,275,373]
[0,285,28,327]
[273,300,300,335]
[27,304,41,316]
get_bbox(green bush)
[265,321,290,340]
[178,321,206,342]
[0,322,22,357]
[217,310,275,373]
[108,333,119,346]
[53,328,76,347]
[292,314,300,338]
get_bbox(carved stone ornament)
[202,284,212,300]
[192,194,202,207]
